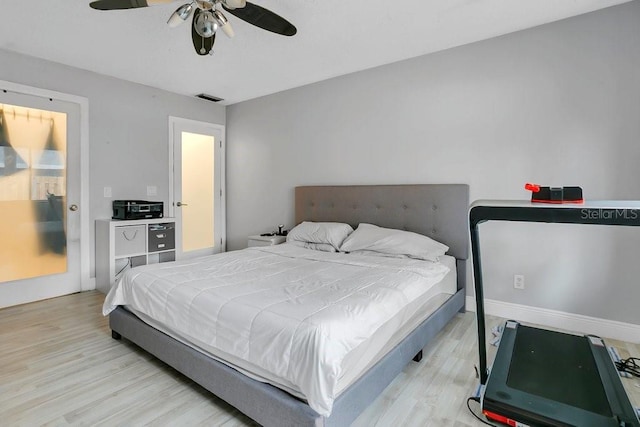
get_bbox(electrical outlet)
[103,186,112,198]
[147,185,157,197]
[514,274,525,290]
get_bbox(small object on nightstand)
[248,234,287,247]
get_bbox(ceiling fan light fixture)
[222,0,246,10]
[194,10,218,38]
[213,9,234,38]
[167,2,194,27]
[195,0,215,10]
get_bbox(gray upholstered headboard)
[295,184,469,260]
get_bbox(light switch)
[147,186,158,197]
[104,186,112,198]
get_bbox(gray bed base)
[109,184,469,426]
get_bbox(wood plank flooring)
[1,291,639,426]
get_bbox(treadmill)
[469,200,640,427]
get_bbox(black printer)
[112,200,163,220]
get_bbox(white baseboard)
[466,296,640,344]
[83,277,96,292]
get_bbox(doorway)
[0,82,88,308]
[169,117,225,259]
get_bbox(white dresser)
[96,218,176,293]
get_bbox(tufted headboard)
[295,184,469,260]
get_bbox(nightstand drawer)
[148,223,175,252]
[114,225,146,256]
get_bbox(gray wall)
[0,49,226,277]
[226,2,640,324]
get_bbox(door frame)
[0,79,90,295]
[168,116,226,256]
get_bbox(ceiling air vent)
[195,93,224,103]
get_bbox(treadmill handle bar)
[470,217,489,385]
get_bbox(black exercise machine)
[470,200,640,427]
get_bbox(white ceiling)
[0,0,632,105]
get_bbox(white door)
[169,117,225,259]
[0,88,82,307]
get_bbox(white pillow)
[288,241,337,252]
[339,223,449,262]
[286,221,354,250]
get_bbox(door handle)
[176,202,188,207]
[69,204,79,211]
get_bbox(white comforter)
[103,244,450,416]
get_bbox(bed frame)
[109,184,469,426]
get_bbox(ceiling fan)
[89,0,297,56]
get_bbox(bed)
[105,184,469,426]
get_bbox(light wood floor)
[1,291,639,426]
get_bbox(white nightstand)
[248,235,287,247]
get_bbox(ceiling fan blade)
[222,1,296,36]
[192,8,216,55]
[89,0,173,11]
